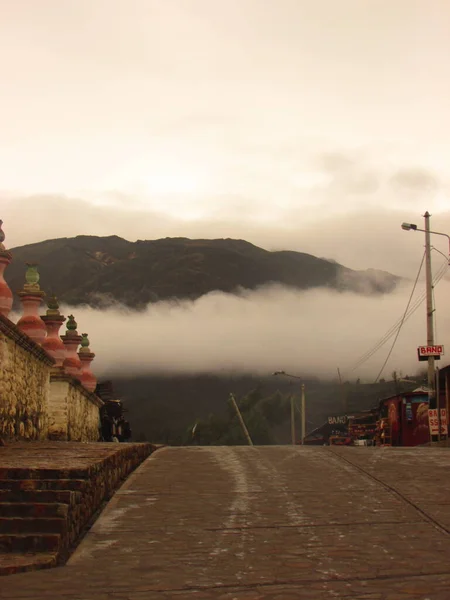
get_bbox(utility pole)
[446,372,450,439]
[436,366,441,442]
[301,383,306,444]
[229,393,253,446]
[272,371,306,444]
[290,395,296,445]
[402,213,450,441]
[424,211,437,439]
[337,367,347,413]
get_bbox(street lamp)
[402,219,450,263]
[401,212,450,440]
[273,371,306,445]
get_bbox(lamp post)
[401,217,450,263]
[402,212,450,440]
[273,371,306,444]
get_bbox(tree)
[190,389,291,446]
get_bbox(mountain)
[6,235,400,308]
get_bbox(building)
[377,390,432,446]
[304,365,450,447]
[376,366,449,446]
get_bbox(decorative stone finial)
[17,263,46,344]
[0,219,13,318]
[78,332,97,392]
[61,315,82,379]
[66,315,78,331]
[24,263,41,291]
[41,293,66,366]
[46,293,60,314]
[80,333,90,350]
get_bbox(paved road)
[4,446,450,599]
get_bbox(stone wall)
[0,316,54,441]
[0,314,102,443]
[49,373,102,442]
[0,441,155,574]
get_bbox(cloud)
[1,194,177,248]
[43,279,450,384]
[316,151,356,173]
[2,0,450,203]
[390,168,440,193]
[332,170,380,195]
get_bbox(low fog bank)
[60,279,450,382]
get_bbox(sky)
[2,1,450,380]
[1,0,450,275]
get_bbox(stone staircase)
[0,442,155,576]
[0,477,86,575]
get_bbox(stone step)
[0,533,61,553]
[0,442,153,577]
[0,479,88,492]
[0,552,58,576]
[0,468,89,480]
[0,517,67,535]
[0,489,81,505]
[0,503,69,519]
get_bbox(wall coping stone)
[50,371,104,409]
[0,313,55,366]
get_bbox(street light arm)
[402,224,450,259]
[272,371,303,380]
[429,231,450,259]
[416,227,450,244]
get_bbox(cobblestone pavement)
[3,446,450,599]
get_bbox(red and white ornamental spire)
[41,294,66,366]
[16,263,47,345]
[0,220,13,318]
[78,333,97,393]
[61,315,82,380]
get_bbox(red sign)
[429,409,439,435]
[428,408,448,436]
[418,345,444,356]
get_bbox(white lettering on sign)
[418,345,444,356]
[327,416,347,425]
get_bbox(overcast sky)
[2,0,450,277]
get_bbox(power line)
[349,260,448,371]
[348,258,448,373]
[352,255,425,370]
[351,264,447,373]
[373,252,425,383]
